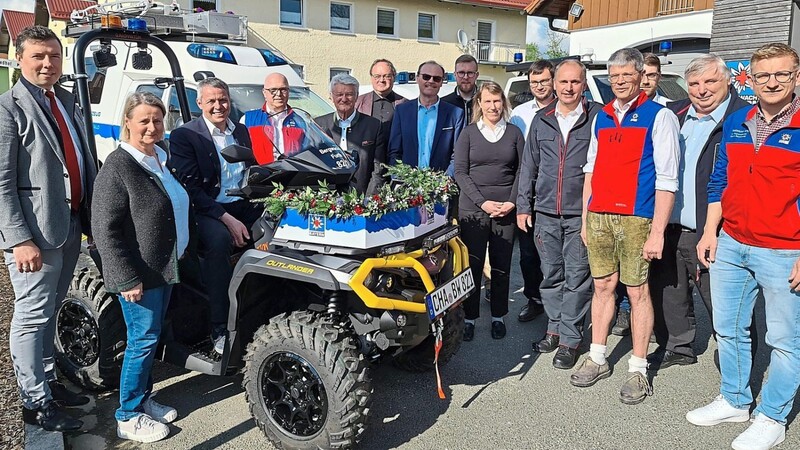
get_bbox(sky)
[0,0,36,17]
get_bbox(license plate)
[425,270,475,321]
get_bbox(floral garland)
[257,163,458,220]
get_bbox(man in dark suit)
[0,26,95,431]
[388,60,464,175]
[354,58,407,125]
[316,74,386,195]
[168,77,261,355]
[648,54,751,371]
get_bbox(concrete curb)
[24,424,64,450]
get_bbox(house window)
[330,2,352,32]
[280,0,303,27]
[418,13,436,40]
[330,67,351,81]
[377,8,397,37]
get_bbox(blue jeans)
[711,231,800,424]
[115,285,172,421]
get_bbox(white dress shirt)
[584,96,681,192]
[509,97,552,138]
[336,109,358,149]
[554,101,584,142]
[476,118,507,143]
[204,116,246,203]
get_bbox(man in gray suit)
[0,26,96,431]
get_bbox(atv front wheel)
[392,305,465,372]
[243,311,372,449]
[55,267,125,391]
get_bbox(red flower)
[372,194,381,202]
[274,190,283,198]
[310,199,317,208]
[330,204,336,211]
[287,193,295,199]
[354,205,364,215]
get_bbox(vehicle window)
[658,74,688,101]
[227,85,334,121]
[593,75,614,104]
[507,79,533,109]
[136,84,165,98]
[166,87,200,132]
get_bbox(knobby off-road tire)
[55,267,125,391]
[243,311,372,449]
[391,305,465,372]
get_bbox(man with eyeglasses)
[317,74,386,195]
[388,60,463,175]
[355,59,407,125]
[571,48,680,405]
[641,53,671,106]
[442,54,480,128]
[241,73,307,164]
[509,59,555,324]
[687,43,800,450]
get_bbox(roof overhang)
[524,0,571,18]
[439,0,529,11]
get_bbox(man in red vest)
[570,48,680,405]
[687,42,800,450]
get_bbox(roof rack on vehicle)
[64,0,248,44]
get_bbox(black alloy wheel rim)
[260,352,328,438]
[56,299,101,367]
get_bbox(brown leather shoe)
[570,357,611,387]
[619,371,653,405]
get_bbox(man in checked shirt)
[687,43,800,450]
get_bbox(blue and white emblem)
[308,214,326,237]
[779,133,792,145]
[630,113,639,123]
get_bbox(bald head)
[263,73,290,112]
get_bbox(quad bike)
[54,23,472,450]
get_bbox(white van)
[357,71,456,100]
[503,59,688,108]
[62,4,333,162]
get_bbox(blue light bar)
[258,48,288,66]
[396,71,409,84]
[659,41,673,54]
[187,43,236,64]
[127,18,148,32]
[445,72,456,83]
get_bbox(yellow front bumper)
[347,237,470,314]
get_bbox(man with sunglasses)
[687,43,800,450]
[442,54,479,128]
[355,59,407,125]
[241,73,307,164]
[388,60,464,175]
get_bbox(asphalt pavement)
[63,246,799,450]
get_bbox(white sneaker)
[686,395,750,426]
[143,396,178,424]
[732,413,786,450]
[117,413,170,443]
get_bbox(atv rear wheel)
[392,305,465,372]
[55,267,125,391]
[243,311,372,449]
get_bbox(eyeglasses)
[643,72,660,80]
[263,87,289,97]
[456,71,477,78]
[529,79,552,87]
[608,72,640,82]
[750,70,796,85]
[419,73,443,83]
[371,74,393,80]
[332,91,356,99]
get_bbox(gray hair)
[684,54,731,81]
[607,48,644,72]
[554,59,587,81]
[329,73,359,93]
[197,77,230,97]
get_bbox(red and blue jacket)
[589,92,663,219]
[242,106,306,164]
[708,105,800,249]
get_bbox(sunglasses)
[419,73,443,83]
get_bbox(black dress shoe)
[517,299,544,322]
[552,346,578,369]
[648,349,697,370]
[22,402,83,432]
[533,333,559,353]
[463,323,475,342]
[49,380,90,407]
[491,321,506,339]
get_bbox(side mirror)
[220,144,255,164]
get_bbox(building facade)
[182,0,528,97]
[525,0,714,77]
